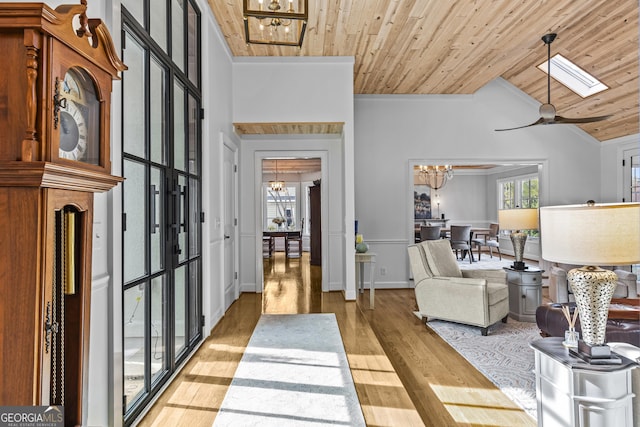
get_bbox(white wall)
[232,57,358,298]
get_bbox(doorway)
[261,158,322,313]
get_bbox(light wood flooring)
[138,251,538,426]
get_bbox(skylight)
[537,54,608,98]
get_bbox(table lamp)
[540,201,640,363]
[498,208,539,270]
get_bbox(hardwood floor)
[138,252,536,426]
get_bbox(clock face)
[59,100,87,161]
[57,68,100,165]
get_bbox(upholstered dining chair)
[408,239,509,335]
[420,225,441,241]
[472,222,501,261]
[449,224,474,263]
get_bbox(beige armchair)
[548,263,638,303]
[408,239,509,336]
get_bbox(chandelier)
[418,165,454,190]
[269,159,285,192]
[243,0,308,47]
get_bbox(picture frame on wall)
[414,185,432,219]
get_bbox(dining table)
[263,229,302,258]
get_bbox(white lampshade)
[540,202,640,266]
[498,208,539,230]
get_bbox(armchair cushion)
[421,239,462,278]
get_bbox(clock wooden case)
[0,3,125,426]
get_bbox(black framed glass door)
[120,0,202,423]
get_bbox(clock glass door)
[121,0,201,422]
[57,67,100,164]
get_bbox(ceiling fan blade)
[495,117,546,131]
[553,114,613,124]
[495,33,612,133]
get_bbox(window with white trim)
[498,173,539,210]
[498,173,539,236]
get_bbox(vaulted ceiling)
[208,0,638,142]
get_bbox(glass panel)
[150,0,168,52]
[266,185,297,230]
[173,81,186,171]
[150,275,166,384]
[150,58,166,165]
[631,154,639,202]
[187,1,199,84]
[174,265,186,356]
[171,0,185,71]
[501,182,515,209]
[520,178,539,208]
[187,94,198,174]
[123,33,146,159]
[178,174,188,263]
[124,283,146,410]
[188,260,200,341]
[124,159,147,282]
[150,167,164,273]
[122,0,143,27]
[188,178,200,257]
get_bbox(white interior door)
[223,144,238,309]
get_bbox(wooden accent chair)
[449,224,474,263]
[419,225,441,241]
[472,222,501,260]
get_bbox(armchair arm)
[462,269,506,282]
[549,266,570,303]
[432,276,488,287]
[615,269,638,297]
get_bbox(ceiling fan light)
[539,103,556,120]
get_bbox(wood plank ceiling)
[209,0,638,142]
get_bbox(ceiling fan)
[495,33,612,131]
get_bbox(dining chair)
[472,222,501,260]
[449,225,474,263]
[420,225,442,241]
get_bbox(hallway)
[138,251,534,426]
[262,252,322,314]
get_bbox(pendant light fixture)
[269,159,285,192]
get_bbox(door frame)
[221,132,240,305]
[255,150,329,293]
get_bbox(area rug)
[213,314,366,427]
[416,314,539,419]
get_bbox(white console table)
[531,338,637,427]
[355,252,376,309]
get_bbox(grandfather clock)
[0,3,125,426]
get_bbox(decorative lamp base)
[510,231,528,270]
[568,266,619,364]
[511,261,528,270]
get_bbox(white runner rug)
[213,314,365,427]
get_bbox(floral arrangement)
[272,217,285,226]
